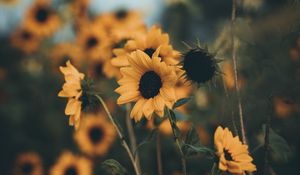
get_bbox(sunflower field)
[1,0,300,175]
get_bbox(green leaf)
[185,125,201,146]
[262,125,292,163]
[173,97,191,109]
[182,144,215,159]
[182,126,202,156]
[134,128,158,156]
[167,109,181,138]
[101,159,128,175]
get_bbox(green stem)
[231,0,247,144]
[95,95,141,175]
[166,109,187,175]
[156,133,163,175]
[125,103,142,173]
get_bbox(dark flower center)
[21,31,32,40]
[89,127,104,144]
[114,39,128,49]
[143,48,156,58]
[35,7,50,23]
[139,71,162,99]
[21,162,34,174]
[86,37,98,49]
[64,166,78,175]
[183,49,216,84]
[115,9,128,20]
[223,149,233,161]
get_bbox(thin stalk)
[263,97,272,175]
[95,95,141,175]
[166,109,187,175]
[125,103,141,173]
[230,0,247,144]
[156,133,163,175]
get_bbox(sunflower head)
[74,114,116,156]
[77,22,111,61]
[182,47,218,85]
[23,0,60,37]
[111,26,180,68]
[14,152,43,175]
[214,126,256,174]
[58,61,94,129]
[115,50,177,122]
[11,27,41,54]
[50,151,92,175]
[50,43,83,69]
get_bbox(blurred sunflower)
[214,126,256,175]
[96,10,144,32]
[111,26,181,67]
[50,43,84,69]
[50,151,92,175]
[87,59,106,79]
[74,113,116,156]
[23,0,60,37]
[76,22,111,61]
[58,61,85,129]
[13,152,43,175]
[0,0,19,6]
[273,96,296,118]
[115,50,177,122]
[11,27,40,54]
[101,21,146,79]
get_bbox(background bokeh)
[1,0,300,175]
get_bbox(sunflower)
[74,113,116,156]
[58,61,85,129]
[22,0,60,37]
[214,126,256,175]
[115,50,177,122]
[13,152,43,175]
[76,21,112,61]
[181,47,219,84]
[50,151,92,175]
[50,43,84,69]
[95,10,144,32]
[11,27,41,54]
[111,26,181,67]
[101,21,146,79]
